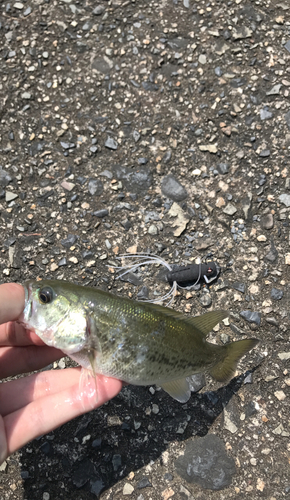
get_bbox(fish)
[19,280,259,403]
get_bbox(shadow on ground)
[20,370,255,499]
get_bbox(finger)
[0,284,24,324]
[0,345,63,379]
[4,375,123,456]
[0,368,81,416]
[0,322,46,347]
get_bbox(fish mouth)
[18,281,33,326]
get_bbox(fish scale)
[19,280,259,403]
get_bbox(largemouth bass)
[19,280,259,402]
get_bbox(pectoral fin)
[161,378,191,403]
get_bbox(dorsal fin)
[187,310,229,336]
[145,303,228,336]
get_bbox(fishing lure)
[113,254,220,306]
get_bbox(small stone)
[257,235,266,242]
[161,175,187,201]
[272,424,290,437]
[93,5,105,15]
[232,282,246,293]
[137,478,152,489]
[216,196,225,208]
[123,483,134,495]
[285,41,290,53]
[14,2,24,9]
[133,131,140,142]
[58,258,67,266]
[162,150,172,164]
[0,461,7,472]
[5,191,18,202]
[0,170,12,187]
[105,136,118,150]
[270,288,283,300]
[91,480,105,497]
[187,373,206,393]
[61,234,78,248]
[199,144,218,154]
[256,479,265,492]
[232,26,252,39]
[223,203,237,216]
[264,242,278,263]
[148,224,158,235]
[278,352,290,360]
[274,390,286,401]
[175,435,235,490]
[93,209,108,217]
[50,263,58,272]
[259,149,270,157]
[217,163,229,174]
[161,488,175,500]
[88,179,103,196]
[61,180,75,191]
[199,294,212,307]
[285,254,290,265]
[285,110,290,129]
[240,310,261,326]
[260,213,274,229]
[279,193,290,207]
[260,107,273,120]
[60,141,75,150]
[199,54,207,64]
[266,84,281,96]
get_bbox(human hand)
[0,283,122,464]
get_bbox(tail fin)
[210,338,259,383]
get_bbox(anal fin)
[161,378,191,403]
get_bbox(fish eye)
[39,286,54,305]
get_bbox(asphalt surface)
[1,0,290,498]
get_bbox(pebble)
[161,175,187,201]
[61,234,78,248]
[217,163,229,174]
[232,282,246,294]
[14,2,24,9]
[137,478,152,489]
[88,179,103,196]
[259,149,270,157]
[93,209,108,217]
[123,483,134,495]
[270,288,283,300]
[240,310,261,326]
[187,373,206,392]
[278,352,290,360]
[223,203,237,216]
[5,192,18,202]
[264,242,278,263]
[148,224,158,235]
[274,390,286,401]
[105,137,118,150]
[260,213,274,229]
[260,107,273,120]
[199,294,212,307]
[285,110,290,129]
[93,5,105,15]
[279,193,290,207]
[175,435,236,490]
[0,170,13,186]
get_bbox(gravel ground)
[1,0,290,498]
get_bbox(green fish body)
[20,280,258,402]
